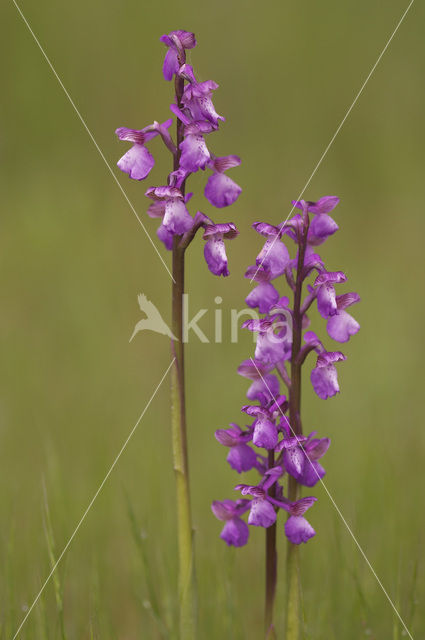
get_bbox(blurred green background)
[1,0,424,638]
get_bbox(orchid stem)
[265,450,277,638]
[285,218,309,640]
[170,68,196,640]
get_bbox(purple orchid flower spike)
[116,32,241,276]
[213,194,359,634]
[116,31,242,638]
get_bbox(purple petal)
[115,127,146,144]
[327,310,360,342]
[203,223,239,240]
[306,437,331,461]
[204,172,242,208]
[311,364,340,399]
[211,499,235,521]
[213,155,241,172]
[215,427,240,447]
[317,283,338,318]
[204,237,229,276]
[336,292,361,310]
[163,199,193,234]
[298,460,325,487]
[254,330,290,365]
[156,223,173,250]
[292,196,339,215]
[117,145,155,181]
[316,351,346,366]
[283,447,305,478]
[308,214,339,245]
[220,517,249,546]
[256,239,290,279]
[245,282,279,314]
[314,271,346,286]
[227,444,257,473]
[253,417,278,450]
[248,498,276,528]
[237,359,272,380]
[162,48,179,81]
[246,373,280,404]
[179,134,210,172]
[285,516,316,544]
[289,496,317,516]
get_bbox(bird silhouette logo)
[129,294,178,342]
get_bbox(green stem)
[265,451,277,638]
[285,217,309,640]
[170,63,196,640]
[171,242,195,640]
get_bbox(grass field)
[1,0,424,638]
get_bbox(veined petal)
[221,517,249,547]
[285,516,316,544]
[156,223,173,250]
[256,239,290,279]
[227,444,257,473]
[205,172,242,208]
[311,363,340,399]
[317,283,338,318]
[204,236,229,276]
[163,199,193,234]
[253,416,278,449]
[248,498,276,528]
[117,145,155,181]
[327,310,360,342]
[245,282,279,314]
[180,134,210,172]
[308,214,339,245]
